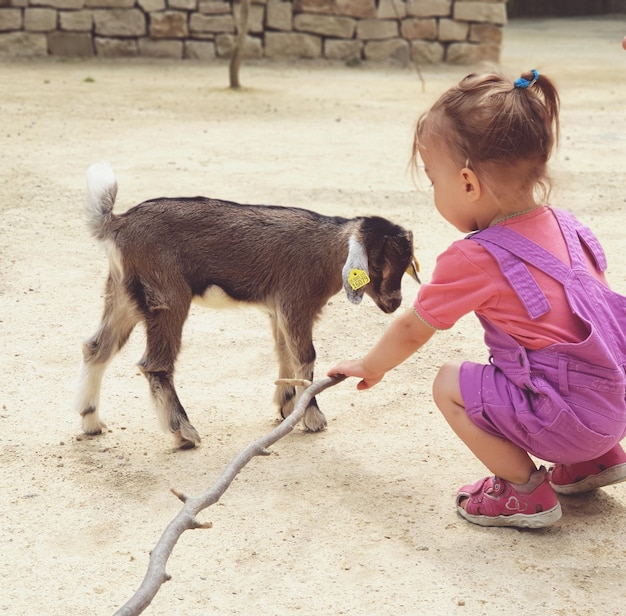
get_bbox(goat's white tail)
[85,161,118,239]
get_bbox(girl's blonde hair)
[412,70,560,201]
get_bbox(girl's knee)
[432,361,463,410]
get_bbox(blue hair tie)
[514,69,539,89]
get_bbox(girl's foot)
[456,467,561,528]
[549,444,626,495]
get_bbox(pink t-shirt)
[413,206,608,350]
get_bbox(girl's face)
[418,141,483,233]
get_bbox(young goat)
[76,162,419,449]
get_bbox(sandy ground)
[2,15,626,616]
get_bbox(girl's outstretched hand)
[327,309,435,391]
[327,360,384,390]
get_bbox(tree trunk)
[229,0,250,89]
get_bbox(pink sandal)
[550,443,626,495]
[456,467,562,528]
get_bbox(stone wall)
[0,0,507,64]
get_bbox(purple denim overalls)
[459,209,626,464]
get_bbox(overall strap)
[474,224,571,283]
[553,209,607,272]
[470,231,552,319]
[470,210,607,320]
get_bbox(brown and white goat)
[75,162,419,449]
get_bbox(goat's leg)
[138,306,201,450]
[273,312,326,432]
[270,312,298,420]
[75,276,139,435]
[295,351,326,432]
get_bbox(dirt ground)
[1,15,626,616]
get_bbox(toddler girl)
[328,69,626,528]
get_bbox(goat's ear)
[342,235,369,305]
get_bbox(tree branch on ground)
[114,374,346,616]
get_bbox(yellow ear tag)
[348,269,370,291]
[406,256,421,282]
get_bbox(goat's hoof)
[174,433,199,450]
[174,426,201,450]
[82,413,108,435]
[303,408,327,432]
[279,399,296,420]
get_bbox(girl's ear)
[460,167,481,201]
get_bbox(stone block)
[138,0,166,10]
[293,13,355,38]
[453,2,506,25]
[48,30,93,54]
[446,41,499,63]
[197,0,230,14]
[324,37,361,60]
[138,37,183,56]
[406,0,450,18]
[0,30,47,55]
[232,3,264,33]
[293,0,376,19]
[364,37,408,62]
[469,23,501,43]
[60,10,93,30]
[438,17,467,41]
[150,11,188,38]
[0,8,21,30]
[24,7,57,31]
[266,0,291,31]
[264,31,321,58]
[400,17,436,40]
[94,35,138,55]
[215,32,262,57]
[189,12,234,33]
[356,18,397,40]
[184,38,215,58]
[376,0,404,19]
[93,8,146,36]
[168,0,196,9]
[410,39,444,63]
[33,0,85,9]
[86,0,134,7]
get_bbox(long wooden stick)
[114,374,346,616]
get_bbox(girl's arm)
[328,308,436,390]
